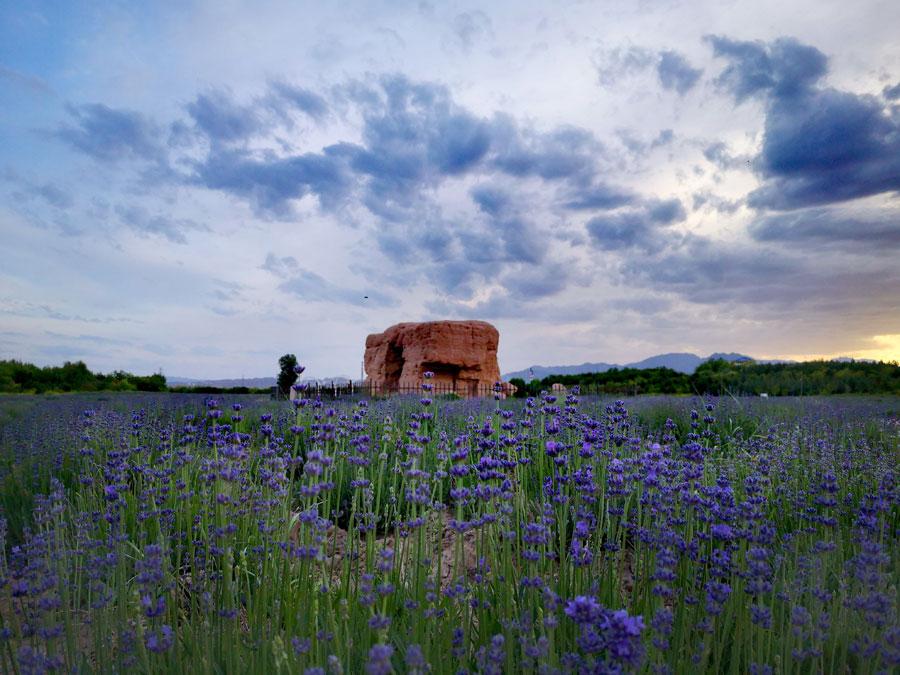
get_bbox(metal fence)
[291,381,503,400]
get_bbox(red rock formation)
[364,320,502,397]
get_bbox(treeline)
[508,359,900,397]
[0,360,279,395]
[0,360,166,394]
[167,385,272,395]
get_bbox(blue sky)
[1,0,899,378]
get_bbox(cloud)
[490,115,602,181]
[262,253,395,307]
[260,253,300,278]
[267,82,329,120]
[501,262,572,300]
[883,82,900,101]
[30,182,73,209]
[692,190,741,214]
[60,75,618,233]
[656,51,702,95]
[0,297,138,324]
[702,141,751,170]
[595,45,702,94]
[708,35,900,210]
[614,128,675,159]
[562,181,635,210]
[352,76,491,180]
[749,207,900,252]
[706,35,827,101]
[594,46,655,86]
[55,103,164,162]
[469,185,546,265]
[470,185,508,216]
[0,65,52,95]
[625,234,900,315]
[647,198,687,224]
[187,89,266,144]
[193,147,354,217]
[114,204,206,244]
[450,11,492,50]
[2,170,73,209]
[45,73,702,317]
[749,88,900,209]
[278,268,395,307]
[585,198,686,253]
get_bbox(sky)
[1,0,899,379]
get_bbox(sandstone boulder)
[364,320,502,397]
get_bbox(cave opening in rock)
[421,362,461,392]
[382,343,405,390]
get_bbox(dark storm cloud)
[749,208,900,252]
[586,198,686,253]
[706,35,827,101]
[657,51,703,95]
[707,35,900,210]
[55,103,164,162]
[749,89,900,209]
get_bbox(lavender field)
[0,387,897,674]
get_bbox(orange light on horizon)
[769,334,900,364]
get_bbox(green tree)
[508,377,528,398]
[277,354,299,398]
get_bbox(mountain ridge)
[502,352,758,380]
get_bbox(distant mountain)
[708,352,755,363]
[625,352,704,373]
[503,362,618,381]
[503,352,754,380]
